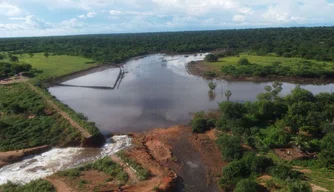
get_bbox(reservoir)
[49,54,334,134]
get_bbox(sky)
[0,0,334,37]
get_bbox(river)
[49,54,334,134]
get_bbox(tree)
[208,82,217,91]
[216,134,243,161]
[9,55,19,62]
[234,179,258,192]
[191,112,211,133]
[318,132,334,168]
[44,52,49,58]
[238,58,250,65]
[205,54,219,62]
[225,90,232,101]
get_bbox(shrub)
[205,54,219,62]
[268,164,302,180]
[204,71,217,77]
[191,112,212,133]
[287,181,312,192]
[234,179,258,192]
[238,58,250,65]
[219,160,250,189]
[216,134,243,161]
[0,180,56,192]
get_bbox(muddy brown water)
[49,54,334,135]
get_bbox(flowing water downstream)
[2,53,334,185]
[0,136,131,185]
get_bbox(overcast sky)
[1,0,334,37]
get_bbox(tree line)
[191,83,334,191]
[0,27,333,63]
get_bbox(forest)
[0,27,333,63]
[191,83,334,191]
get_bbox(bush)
[268,164,302,180]
[234,179,258,192]
[287,181,312,192]
[238,58,250,65]
[205,54,219,62]
[216,134,243,161]
[191,112,212,133]
[204,71,217,77]
[0,180,56,192]
[219,160,250,189]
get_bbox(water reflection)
[49,54,334,134]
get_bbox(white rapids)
[0,135,132,185]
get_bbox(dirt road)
[26,82,92,138]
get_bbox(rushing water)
[0,135,131,185]
[49,54,334,134]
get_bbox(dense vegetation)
[221,57,334,78]
[0,27,333,63]
[57,157,128,184]
[0,62,33,78]
[199,53,334,79]
[0,83,82,151]
[192,82,334,191]
[0,179,56,192]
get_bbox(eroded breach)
[0,135,131,185]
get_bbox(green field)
[202,53,334,79]
[207,53,334,71]
[15,53,97,80]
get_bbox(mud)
[129,126,224,192]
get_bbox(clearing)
[14,53,97,81]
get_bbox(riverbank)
[187,60,334,85]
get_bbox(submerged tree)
[208,82,217,91]
[225,90,232,101]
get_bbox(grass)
[293,167,334,191]
[117,151,151,180]
[13,53,97,81]
[206,53,334,71]
[266,151,334,191]
[57,157,129,185]
[0,179,56,192]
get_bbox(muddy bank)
[129,126,224,192]
[0,145,51,169]
[46,64,118,86]
[187,61,334,85]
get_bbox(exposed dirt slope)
[130,126,224,192]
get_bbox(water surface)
[49,54,334,134]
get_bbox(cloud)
[61,18,85,28]
[233,15,245,23]
[0,1,23,16]
[87,12,96,18]
[78,12,96,19]
[1,0,334,37]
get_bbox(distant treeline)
[0,27,333,63]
